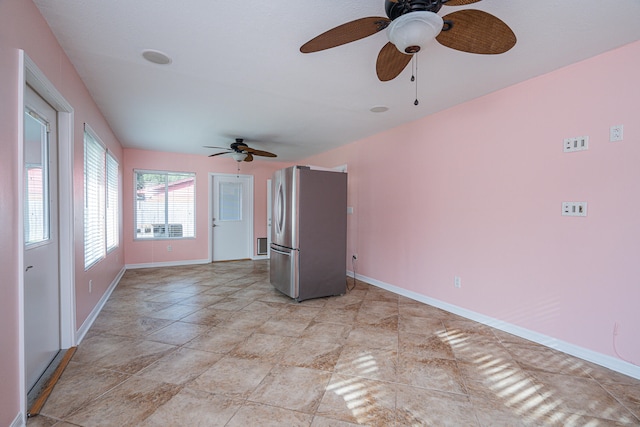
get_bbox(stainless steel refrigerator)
[270,166,347,301]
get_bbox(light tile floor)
[30,260,640,426]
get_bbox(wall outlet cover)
[610,125,623,142]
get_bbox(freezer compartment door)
[269,244,298,299]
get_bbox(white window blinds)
[106,152,119,250]
[84,125,119,269]
[24,110,50,245]
[134,171,195,239]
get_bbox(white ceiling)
[34,0,640,162]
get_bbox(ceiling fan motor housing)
[385,0,443,21]
[231,139,248,152]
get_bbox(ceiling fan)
[300,0,516,82]
[204,138,277,162]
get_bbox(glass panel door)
[23,85,60,394]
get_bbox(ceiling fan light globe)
[387,11,443,54]
[231,152,248,162]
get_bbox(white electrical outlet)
[562,202,588,217]
[167,245,172,252]
[89,279,92,294]
[610,125,623,142]
[563,136,589,153]
[454,276,462,288]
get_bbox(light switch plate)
[564,136,589,152]
[562,202,588,217]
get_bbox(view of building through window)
[134,171,195,239]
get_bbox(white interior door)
[212,174,253,261]
[23,85,60,392]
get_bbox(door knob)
[25,265,33,272]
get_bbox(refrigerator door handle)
[275,182,285,235]
[270,246,291,256]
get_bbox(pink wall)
[0,45,22,426]
[0,0,125,423]
[302,41,640,364]
[123,149,288,265]
[307,43,640,363]
[1,2,637,424]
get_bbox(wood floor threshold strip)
[27,346,77,418]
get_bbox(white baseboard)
[10,412,24,427]
[347,270,640,380]
[125,259,210,270]
[75,266,126,344]
[127,257,269,269]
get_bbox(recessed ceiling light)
[142,49,172,65]
[370,106,389,113]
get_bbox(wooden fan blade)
[243,147,277,158]
[376,42,412,82]
[436,10,516,54]
[243,153,254,162]
[203,146,230,150]
[443,0,482,6]
[300,17,390,53]
[208,152,228,157]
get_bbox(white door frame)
[208,172,254,262]
[266,179,272,257]
[18,52,76,418]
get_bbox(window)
[24,109,50,245]
[134,170,195,239]
[219,182,242,221]
[106,153,119,250]
[84,125,119,269]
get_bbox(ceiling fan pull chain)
[414,55,419,106]
[411,55,415,82]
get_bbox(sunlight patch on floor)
[327,353,393,423]
[351,354,379,376]
[440,327,580,424]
